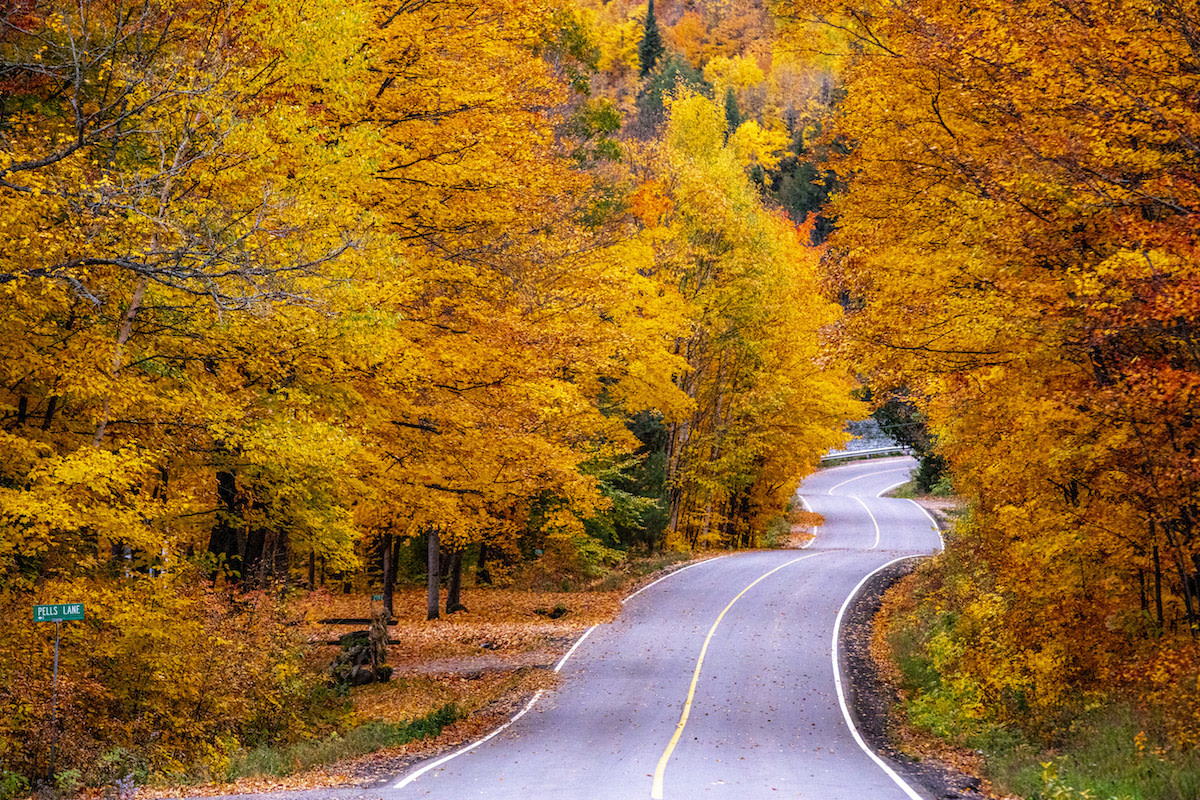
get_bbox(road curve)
[391,456,942,799]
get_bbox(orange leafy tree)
[776,0,1200,743]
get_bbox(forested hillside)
[0,0,856,787]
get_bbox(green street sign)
[371,594,383,602]
[35,603,85,622]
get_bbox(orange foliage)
[781,0,1200,744]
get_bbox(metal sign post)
[35,603,84,777]
[51,620,60,775]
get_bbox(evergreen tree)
[638,0,664,77]
[632,53,707,136]
[724,87,741,134]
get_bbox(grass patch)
[885,479,919,499]
[0,770,28,800]
[226,704,462,780]
[982,705,1200,800]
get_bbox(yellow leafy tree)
[648,91,857,547]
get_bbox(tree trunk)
[666,418,689,538]
[446,549,465,613]
[1174,556,1197,635]
[1153,539,1165,631]
[1139,568,1148,615]
[270,528,289,588]
[308,550,316,589]
[381,530,396,620]
[1162,524,1199,635]
[258,528,278,587]
[477,542,492,585]
[426,527,441,621]
[208,470,241,579]
[243,525,264,586]
[41,395,57,431]
[94,276,148,447]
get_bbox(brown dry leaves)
[139,585,604,798]
[785,509,823,548]
[292,587,622,730]
[300,588,620,662]
[140,574,699,797]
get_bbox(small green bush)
[54,769,82,795]
[758,515,791,548]
[0,769,28,800]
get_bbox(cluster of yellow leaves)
[0,576,322,782]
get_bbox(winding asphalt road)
[390,456,943,799]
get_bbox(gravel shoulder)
[839,559,990,800]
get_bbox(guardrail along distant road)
[818,445,911,464]
[390,456,942,799]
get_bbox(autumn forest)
[2,0,1199,795]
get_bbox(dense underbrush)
[876,532,1200,800]
[0,572,349,795]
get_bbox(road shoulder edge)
[838,558,989,800]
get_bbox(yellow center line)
[650,551,827,799]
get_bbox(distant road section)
[390,457,942,799]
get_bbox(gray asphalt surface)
[388,456,943,799]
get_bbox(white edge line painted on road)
[621,556,728,605]
[651,551,827,800]
[394,560,729,792]
[796,495,818,549]
[907,499,946,552]
[851,496,882,550]
[832,556,928,800]
[392,689,545,790]
[554,624,598,673]
[827,468,911,496]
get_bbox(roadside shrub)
[757,515,791,548]
[878,515,1200,800]
[1136,642,1200,751]
[0,770,28,800]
